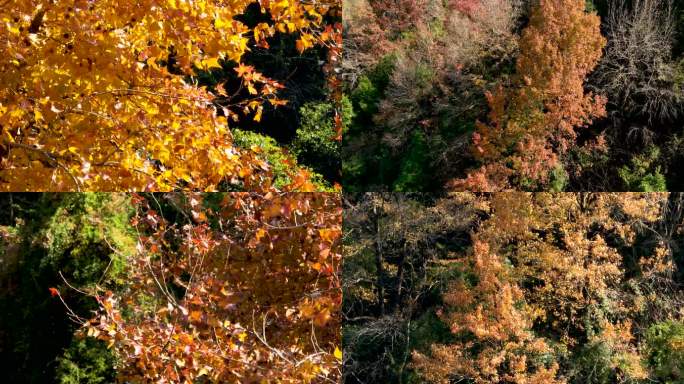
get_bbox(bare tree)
[376,0,521,149]
[592,0,683,122]
[342,0,390,87]
[342,193,482,383]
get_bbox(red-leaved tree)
[73,193,341,383]
[450,0,607,191]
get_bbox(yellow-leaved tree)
[0,0,340,191]
[414,193,672,383]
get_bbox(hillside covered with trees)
[343,0,684,192]
[0,193,341,383]
[343,192,684,383]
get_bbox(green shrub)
[571,341,616,384]
[393,131,429,192]
[340,94,355,133]
[351,75,382,117]
[549,165,569,192]
[232,128,332,190]
[586,0,597,12]
[342,153,365,193]
[366,54,396,93]
[290,99,347,181]
[618,146,667,191]
[56,338,116,384]
[39,193,135,286]
[644,320,684,383]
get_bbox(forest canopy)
[343,0,684,192]
[6,0,684,383]
[343,192,684,383]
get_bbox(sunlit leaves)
[49,287,60,297]
[415,193,677,383]
[450,0,607,191]
[0,0,340,191]
[80,193,341,382]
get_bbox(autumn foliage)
[0,1,340,191]
[343,192,684,383]
[451,0,607,191]
[75,193,341,382]
[413,240,563,384]
[413,193,683,383]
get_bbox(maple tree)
[66,192,342,383]
[450,0,607,191]
[0,0,340,191]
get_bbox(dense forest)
[343,0,684,192]
[0,193,341,383]
[343,192,684,383]
[0,1,342,191]
[6,0,684,383]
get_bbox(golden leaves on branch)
[0,0,340,191]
